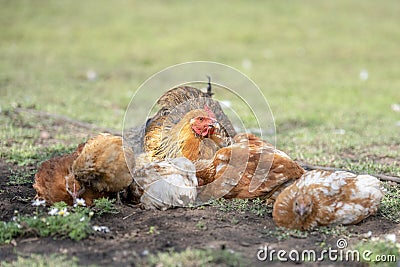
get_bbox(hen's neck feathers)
[177,122,202,161]
[155,111,204,161]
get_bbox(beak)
[298,205,307,217]
[209,120,220,130]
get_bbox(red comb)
[204,105,216,119]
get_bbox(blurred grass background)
[0,0,399,173]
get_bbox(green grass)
[0,254,88,267]
[0,249,247,267]
[1,0,399,132]
[263,227,309,241]
[263,225,351,241]
[147,226,159,235]
[0,110,90,169]
[209,198,273,217]
[7,169,36,185]
[0,202,92,244]
[354,240,400,267]
[91,197,119,216]
[0,2,399,265]
[0,198,118,245]
[195,220,208,231]
[379,182,400,223]
[4,142,78,167]
[1,0,399,177]
[145,248,247,267]
[0,109,88,166]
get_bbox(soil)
[0,111,399,266]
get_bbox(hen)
[143,86,236,161]
[130,157,198,210]
[146,107,227,162]
[272,170,384,230]
[195,133,305,201]
[33,133,134,206]
[33,143,87,206]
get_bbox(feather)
[272,170,384,230]
[72,133,135,197]
[33,138,125,206]
[143,86,235,161]
[148,109,221,161]
[196,133,304,201]
[133,157,198,210]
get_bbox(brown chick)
[33,143,102,206]
[195,133,305,201]
[33,133,135,206]
[147,108,226,162]
[272,170,384,230]
[72,133,135,204]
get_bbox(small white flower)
[242,58,252,70]
[58,208,70,217]
[48,208,59,216]
[73,198,86,207]
[92,225,110,233]
[141,250,149,256]
[333,129,346,135]
[359,69,368,81]
[86,69,97,81]
[80,217,85,222]
[391,103,400,112]
[32,199,46,206]
[363,231,372,238]
[385,234,396,243]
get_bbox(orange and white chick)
[272,170,384,230]
[195,133,305,201]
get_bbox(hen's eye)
[199,117,203,121]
